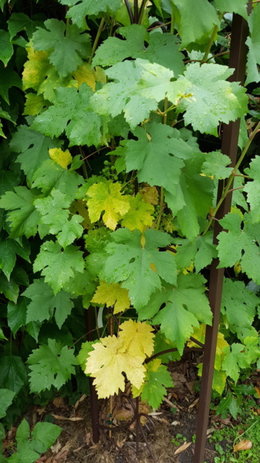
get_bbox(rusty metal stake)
[193,13,249,463]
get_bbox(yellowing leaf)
[121,194,154,232]
[91,281,130,314]
[86,181,130,230]
[49,148,72,169]
[119,319,154,359]
[70,200,91,229]
[85,320,155,398]
[73,63,96,90]
[140,186,159,205]
[233,440,252,452]
[85,335,145,398]
[24,93,45,116]
[23,47,50,91]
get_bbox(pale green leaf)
[201,151,233,179]
[92,58,173,128]
[214,0,248,20]
[246,5,260,84]
[169,63,248,135]
[171,0,220,48]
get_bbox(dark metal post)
[193,14,249,463]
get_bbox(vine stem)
[138,0,149,24]
[89,17,105,62]
[202,25,218,63]
[233,419,258,444]
[124,0,134,23]
[203,121,260,236]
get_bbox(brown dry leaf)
[174,441,192,455]
[52,397,66,408]
[255,386,260,398]
[51,414,83,421]
[233,440,253,452]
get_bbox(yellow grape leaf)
[188,326,229,371]
[23,47,50,91]
[49,148,72,169]
[73,63,96,90]
[140,185,159,205]
[121,194,154,232]
[86,181,130,230]
[85,334,146,398]
[233,440,252,452]
[23,93,45,116]
[91,281,130,314]
[119,319,154,359]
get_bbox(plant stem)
[156,187,164,230]
[203,121,260,235]
[170,7,175,34]
[134,0,139,23]
[89,17,105,62]
[124,0,134,23]
[138,0,148,24]
[233,420,258,444]
[202,25,218,63]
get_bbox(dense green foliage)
[0,0,259,434]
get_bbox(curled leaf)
[233,440,252,452]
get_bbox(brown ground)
[3,355,222,463]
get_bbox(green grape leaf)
[245,4,260,84]
[7,299,27,336]
[32,19,91,77]
[0,30,13,66]
[33,241,84,293]
[27,339,76,392]
[0,238,30,280]
[23,279,74,329]
[221,279,259,340]
[0,187,40,238]
[32,159,83,198]
[244,156,260,222]
[175,234,217,272]
[92,58,173,128]
[34,189,83,247]
[134,359,173,409]
[0,272,19,303]
[121,194,154,232]
[93,25,184,75]
[152,274,212,353]
[7,13,36,40]
[0,389,16,419]
[59,0,121,28]
[170,63,248,135]
[217,212,260,284]
[31,422,62,454]
[32,85,103,147]
[122,123,187,196]
[11,126,58,182]
[201,151,233,179]
[101,228,177,309]
[0,63,20,104]
[171,0,220,48]
[0,355,27,393]
[77,341,94,371]
[214,0,248,20]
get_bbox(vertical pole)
[86,306,100,443]
[193,14,249,463]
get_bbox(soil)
[3,354,220,463]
